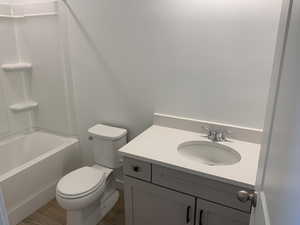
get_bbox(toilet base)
[67,190,119,225]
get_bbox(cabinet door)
[125,176,196,225]
[196,199,250,225]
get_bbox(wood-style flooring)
[17,194,125,225]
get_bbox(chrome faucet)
[203,127,227,142]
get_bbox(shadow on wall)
[63,0,154,164]
[64,0,154,137]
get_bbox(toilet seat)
[56,167,106,199]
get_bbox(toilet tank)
[88,124,127,168]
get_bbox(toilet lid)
[57,167,106,198]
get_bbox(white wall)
[262,0,300,224]
[64,0,282,163]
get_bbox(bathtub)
[0,131,80,225]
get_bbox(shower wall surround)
[0,0,76,139]
[0,15,32,138]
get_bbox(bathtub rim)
[0,134,79,183]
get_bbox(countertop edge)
[120,151,255,190]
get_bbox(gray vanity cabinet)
[124,176,196,225]
[124,157,251,225]
[196,199,250,225]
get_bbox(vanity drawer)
[152,164,252,213]
[123,157,151,181]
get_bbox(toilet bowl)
[56,166,110,210]
[56,124,127,225]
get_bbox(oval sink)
[177,141,241,166]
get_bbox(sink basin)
[177,141,241,166]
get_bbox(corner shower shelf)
[0,1,57,18]
[9,101,39,112]
[1,63,32,72]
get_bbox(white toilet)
[56,124,127,225]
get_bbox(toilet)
[56,124,127,225]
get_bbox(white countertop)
[119,125,260,189]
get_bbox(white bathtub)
[0,131,80,225]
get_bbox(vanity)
[119,114,261,225]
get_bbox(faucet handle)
[221,129,233,140]
[202,126,210,132]
[215,131,226,142]
[202,126,216,141]
[216,129,233,141]
[202,126,232,142]
[202,126,212,136]
[202,126,214,135]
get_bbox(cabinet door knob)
[237,190,257,207]
[133,166,140,172]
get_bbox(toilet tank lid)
[88,124,127,140]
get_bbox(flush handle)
[237,190,257,207]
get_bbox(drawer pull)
[199,210,204,225]
[186,206,191,223]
